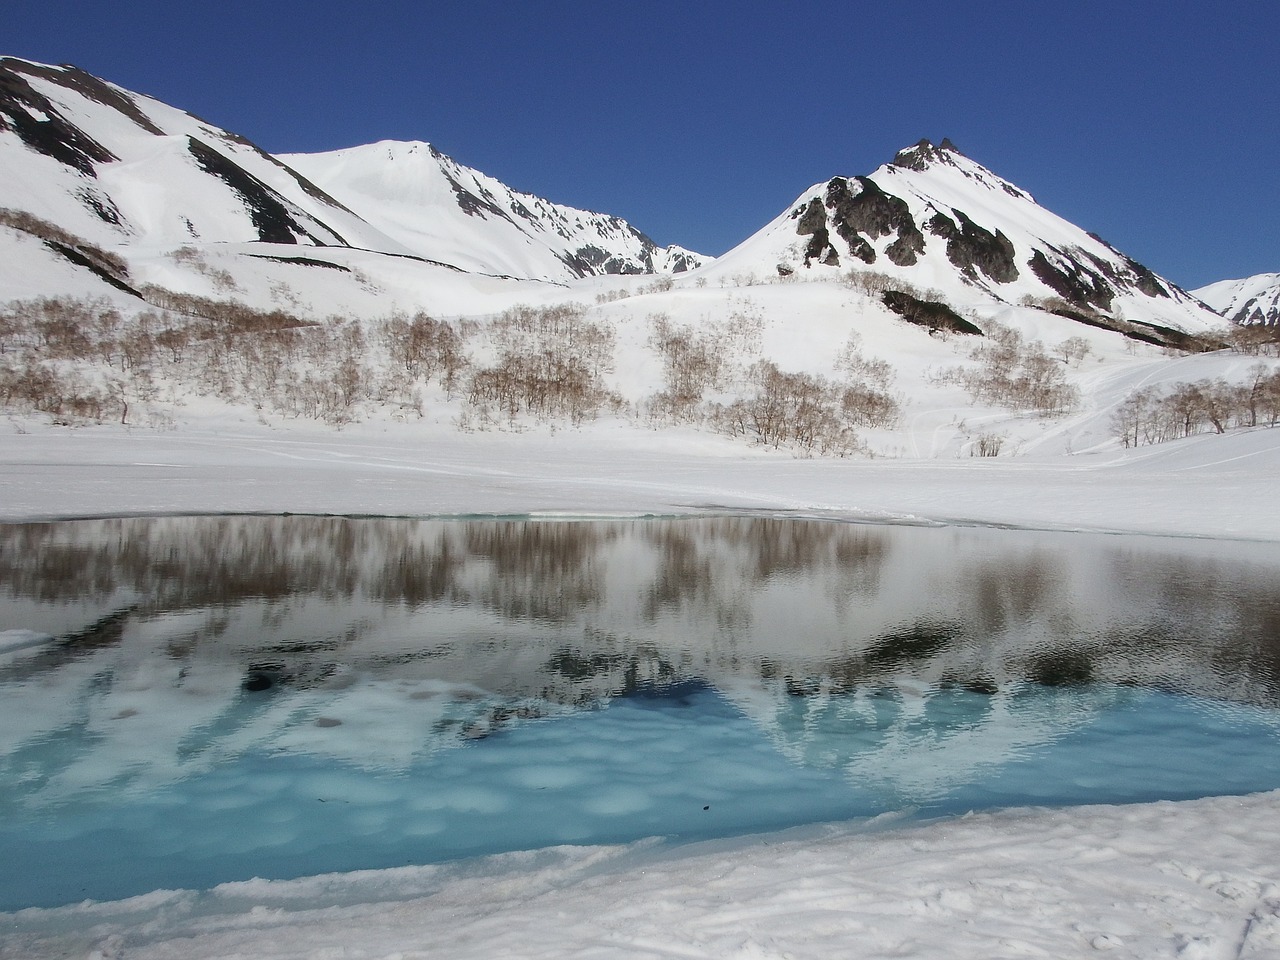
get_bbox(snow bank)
[3,419,1279,959]
[3,418,1280,541]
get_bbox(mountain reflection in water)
[2,515,1280,809]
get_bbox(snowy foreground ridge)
[3,424,1280,960]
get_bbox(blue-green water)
[2,516,1279,910]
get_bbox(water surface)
[2,516,1279,909]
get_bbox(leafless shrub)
[715,361,863,457]
[843,269,896,298]
[379,311,468,392]
[169,245,239,291]
[972,433,1006,457]
[944,322,1079,416]
[835,332,900,428]
[637,276,675,295]
[1222,324,1280,357]
[1054,336,1091,367]
[647,313,729,421]
[465,303,618,426]
[594,288,631,304]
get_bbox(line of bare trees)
[1112,365,1280,447]
[2,291,912,457]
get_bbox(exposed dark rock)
[1227,296,1280,327]
[440,165,512,222]
[795,197,826,235]
[824,177,925,267]
[78,190,122,225]
[794,197,840,265]
[890,138,961,171]
[2,58,163,136]
[187,137,319,245]
[559,244,644,277]
[245,254,353,272]
[926,209,1018,283]
[882,289,984,336]
[802,227,828,264]
[1123,255,1169,298]
[667,252,695,273]
[43,239,143,297]
[1043,304,1205,350]
[0,62,117,176]
[1085,234,1172,299]
[1029,249,1115,312]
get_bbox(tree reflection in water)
[2,515,1280,801]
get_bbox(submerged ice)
[2,516,1280,910]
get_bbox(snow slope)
[706,139,1224,343]
[6,792,1280,960]
[0,57,392,253]
[281,140,705,281]
[0,57,704,289]
[1196,272,1280,326]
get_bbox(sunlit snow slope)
[281,141,704,281]
[1195,272,1280,326]
[0,56,703,286]
[706,139,1224,342]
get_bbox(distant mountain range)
[0,56,703,285]
[1194,273,1280,327]
[0,55,1261,343]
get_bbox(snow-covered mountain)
[1194,272,1280,326]
[281,141,704,280]
[705,138,1223,344]
[0,56,703,285]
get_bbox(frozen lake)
[2,515,1279,911]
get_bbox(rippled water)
[2,516,1279,910]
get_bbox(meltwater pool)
[2,516,1279,910]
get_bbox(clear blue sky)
[8,0,1277,289]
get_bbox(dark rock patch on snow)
[2,58,164,136]
[1029,249,1115,312]
[926,209,1018,283]
[825,178,925,267]
[187,137,318,245]
[882,289,983,336]
[0,61,118,176]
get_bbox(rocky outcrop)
[926,209,1018,284]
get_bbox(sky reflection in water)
[2,516,1280,909]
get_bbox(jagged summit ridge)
[705,137,1222,340]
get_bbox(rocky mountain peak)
[890,138,962,172]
